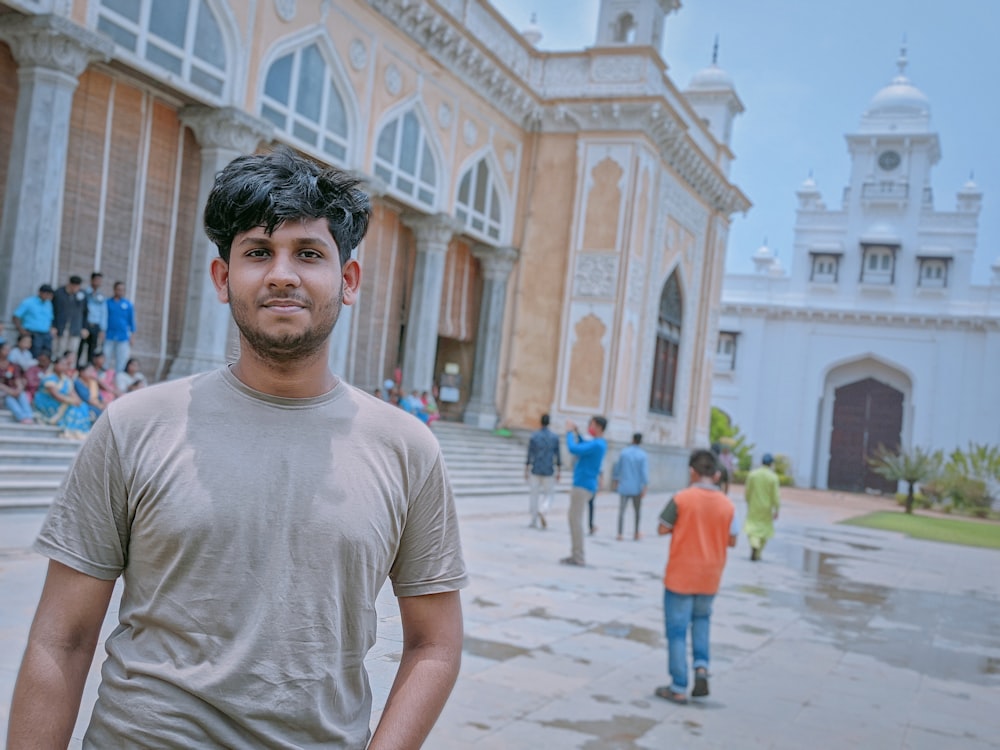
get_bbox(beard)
[228,281,344,363]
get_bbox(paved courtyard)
[2,487,999,748]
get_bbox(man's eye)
[299,250,322,259]
[246,248,270,257]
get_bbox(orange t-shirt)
[662,484,735,594]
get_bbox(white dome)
[798,175,819,193]
[688,64,735,92]
[867,75,930,118]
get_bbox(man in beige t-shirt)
[8,148,468,749]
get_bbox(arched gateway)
[827,377,904,493]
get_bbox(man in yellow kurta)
[744,453,780,561]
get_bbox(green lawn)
[840,511,1000,550]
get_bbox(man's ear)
[210,257,230,303]
[341,258,361,306]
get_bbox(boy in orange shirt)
[655,449,738,704]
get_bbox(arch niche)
[817,356,912,493]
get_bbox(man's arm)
[7,560,115,749]
[369,590,463,750]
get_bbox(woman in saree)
[33,352,92,439]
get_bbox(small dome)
[753,242,773,259]
[960,177,981,194]
[688,63,734,91]
[867,76,930,118]
[798,175,819,193]
[521,13,542,47]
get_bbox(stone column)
[399,213,458,393]
[0,15,112,319]
[463,245,518,429]
[169,106,273,377]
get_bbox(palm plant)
[868,445,944,514]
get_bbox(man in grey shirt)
[8,147,468,749]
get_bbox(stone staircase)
[0,412,568,509]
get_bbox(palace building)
[0,0,748,486]
[713,49,1000,492]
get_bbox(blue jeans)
[663,589,714,691]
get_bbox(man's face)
[113,283,124,298]
[211,217,360,364]
[67,282,80,293]
[40,291,53,302]
[91,277,103,291]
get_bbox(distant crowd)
[1,273,141,439]
[374,379,441,425]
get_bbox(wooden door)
[827,377,903,493]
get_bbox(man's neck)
[231,346,336,399]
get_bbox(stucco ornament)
[463,119,477,146]
[574,255,617,298]
[274,0,296,22]
[385,63,402,96]
[437,102,453,128]
[349,39,367,71]
[503,149,515,173]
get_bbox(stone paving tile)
[2,489,1000,748]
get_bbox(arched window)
[650,270,682,415]
[96,0,227,97]
[614,12,637,44]
[260,43,349,163]
[374,110,438,208]
[455,157,502,241]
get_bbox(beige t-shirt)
[36,367,468,749]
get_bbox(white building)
[712,49,1000,492]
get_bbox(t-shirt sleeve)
[389,451,468,598]
[34,412,130,580]
[658,498,678,527]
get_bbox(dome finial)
[712,34,719,65]
[897,34,908,76]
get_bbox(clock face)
[878,150,901,171]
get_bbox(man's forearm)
[368,639,462,749]
[7,638,97,748]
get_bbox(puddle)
[736,624,771,635]
[525,607,589,627]
[462,636,531,662]
[471,596,499,608]
[769,547,1000,685]
[590,621,662,648]
[539,715,658,748]
[737,585,769,597]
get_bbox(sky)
[489,0,999,282]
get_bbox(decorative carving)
[0,13,112,75]
[471,245,518,281]
[384,63,402,96]
[566,313,606,408]
[463,119,477,146]
[591,56,642,82]
[179,106,274,153]
[574,254,618,298]
[401,212,460,252]
[437,102,453,128]
[349,39,368,71]
[503,148,515,173]
[274,0,296,22]
[628,263,646,306]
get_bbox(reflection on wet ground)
[590,621,662,648]
[776,539,1000,684]
[539,715,658,749]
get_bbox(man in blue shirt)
[79,272,108,367]
[612,432,650,541]
[525,413,561,529]
[12,284,56,357]
[105,281,136,372]
[561,415,608,566]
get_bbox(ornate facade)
[0,0,748,487]
[713,50,1000,491]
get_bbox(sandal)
[654,686,688,704]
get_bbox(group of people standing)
[1,274,142,438]
[524,413,782,706]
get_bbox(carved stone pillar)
[463,245,518,429]
[169,106,273,377]
[0,15,112,318]
[399,213,458,393]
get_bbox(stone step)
[0,465,70,483]
[0,421,64,439]
[0,450,79,467]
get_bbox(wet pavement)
[2,487,999,748]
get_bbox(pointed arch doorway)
[827,377,903,493]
